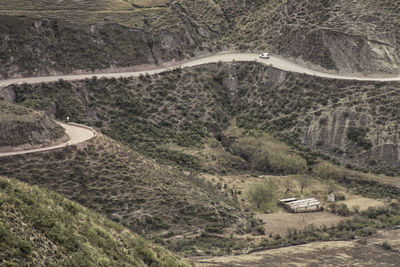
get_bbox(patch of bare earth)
[256,211,345,236]
[195,229,400,266]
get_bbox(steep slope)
[0,101,67,151]
[0,134,247,255]
[232,0,400,74]
[2,0,400,77]
[0,176,189,266]
[0,0,227,78]
[8,62,400,174]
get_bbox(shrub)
[347,127,372,150]
[382,241,392,250]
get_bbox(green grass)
[0,176,190,266]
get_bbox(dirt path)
[0,121,96,157]
[2,53,400,88]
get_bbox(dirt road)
[2,53,400,88]
[0,121,96,157]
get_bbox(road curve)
[0,121,96,157]
[2,53,400,88]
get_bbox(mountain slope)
[0,175,189,266]
[0,133,246,255]
[232,0,400,74]
[8,62,400,174]
[2,0,400,77]
[0,0,226,78]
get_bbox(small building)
[283,198,322,213]
[327,192,335,202]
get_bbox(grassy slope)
[0,134,250,255]
[0,176,189,266]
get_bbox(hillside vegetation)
[0,134,253,255]
[3,61,400,257]
[0,175,189,266]
[0,0,226,78]
[1,0,400,77]
[9,62,400,175]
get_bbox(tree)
[248,178,278,211]
[299,177,311,193]
[282,177,296,195]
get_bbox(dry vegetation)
[0,176,190,266]
[5,61,400,258]
[196,228,400,266]
[0,134,257,256]
[10,62,400,174]
[2,0,400,77]
[2,1,400,263]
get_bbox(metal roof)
[285,198,321,209]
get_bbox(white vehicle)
[259,52,270,59]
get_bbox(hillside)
[3,61,400,260]
[0,133,255,255]
[0,175,189,266]
[0,101,67,151]
[1,0,400,77]
[0,0,227,78]
[223,0,400,74]
[8,62,400,175]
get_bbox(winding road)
[1,51,400,156]
[0,122,96,157]
[1,53,400,89]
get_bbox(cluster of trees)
[247,176,312,212]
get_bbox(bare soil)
[256,211,345,236]
[195,228,400,266]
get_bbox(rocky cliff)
[0,101,67,151]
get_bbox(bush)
[347,127,372,150]
[231,136,307,175]
[328,203,352,216]
[382,241,392,250]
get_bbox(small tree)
[282,177,296,195]
[248,178,278,211]
[299,177,311,193]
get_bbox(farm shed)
[283,198,322,213]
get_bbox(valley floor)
[194,228,400,266]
